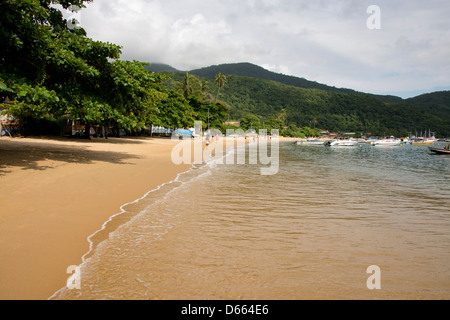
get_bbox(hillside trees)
[162,72,230,131]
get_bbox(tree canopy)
[0,0,230,137]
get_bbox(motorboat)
[325,139,359,147]
[411,138,435,146]
[296,139,326,145]
[410,131,438,145]
[429,143,450,154]
[371,137,402,146]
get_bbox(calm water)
[52,142,450,300]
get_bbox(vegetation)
[0,0,227,137]
[182,65,450,137]
[189,62,404,103]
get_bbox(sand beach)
[2,135,449,300]
[0,136,191,299]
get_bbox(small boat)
[325,139,359,147]
[371,137,402,146]
[411,138,435,146]
[296,139,326,145]
[429,143,450,154]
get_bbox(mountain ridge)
[145,62,450,136]
[146,62,404,102]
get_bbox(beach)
[3,136,448,300]
[0,136,191,299]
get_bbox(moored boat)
[296,139,326,145]
[371,136,402,146]
[325,139,359,147]
[429,142,450,154]
[411,138,435,145]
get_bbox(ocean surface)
[51,141,450,300]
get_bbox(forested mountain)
[159,63,450,137]
[189,62,403,103]
[406,91,450,119]
[215,75,448,137]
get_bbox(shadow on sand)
[0,136,150,176]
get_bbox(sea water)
[51,142,450,299]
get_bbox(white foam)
[48,163,200,300]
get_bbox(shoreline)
[0,136,191,299]
[0,134,286,299]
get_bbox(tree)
[0,0,175,138]
[240,114,261,131]
[281,124,305,138]
[215,72,227,101]
[181,72,192,99]
[156,89,195,129]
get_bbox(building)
[224,121,240,127]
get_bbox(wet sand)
[0,136,190,299]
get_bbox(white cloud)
[75,0,450,98]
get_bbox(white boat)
[371,137,401,146]
[325,139,359,147]
[296,139,326,145]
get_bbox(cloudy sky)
[68,0,449,98]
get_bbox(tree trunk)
[83,121,91,139]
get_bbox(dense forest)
[189,62,404,103]
[153,63,450,137]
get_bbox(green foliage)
[189,62,404,103]
[211,75,450,137]
[160,72,230,130]
[239,114,261,131]
[155,89,195,129]
[215,72,227,101]
[169,62,449,137]
[0,1,230,137]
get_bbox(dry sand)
[0,136,191,300]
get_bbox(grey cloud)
[78,0,449,98]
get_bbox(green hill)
[158,63,450,137]
[406,91,450,119]
[217,75,449,137]
[189,62,403,103]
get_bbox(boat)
[401,138,412,145]
[410,130,438,145]
[366,138,379,144]
[296,139,326,145]
[325,139,359,147]
[429,143,450,154]
[411,138,435,146]
[371,136,402,146]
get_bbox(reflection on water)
[52,143,450,300]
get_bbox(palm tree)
[182,72,191,99]
[215,73,227,102]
